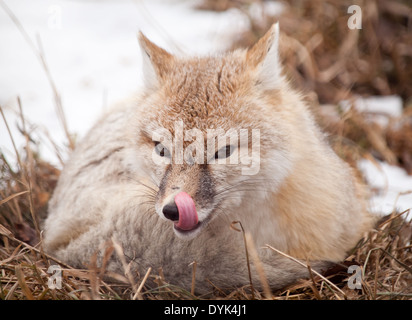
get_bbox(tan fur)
[43,25,373,294]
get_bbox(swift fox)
[43,24,372,294]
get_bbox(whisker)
[126,188,157,199]
[124,173,160,192]
[138,200,157,207]
[215,182,274,198]
[214,178,276,194]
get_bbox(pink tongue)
[174,192,198,231]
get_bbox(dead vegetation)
[199,0,412,174]
[202,0,412,103]
[1,0,411,300]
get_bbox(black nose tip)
[162,201,179,221]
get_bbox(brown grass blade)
[111,237,137,293]
[0,223,14,238]
[15,265,35,300]
[265,244,347,300]
[133,267,152,300]
[0,244,21,265]
[244,232,272,299]
[189,260,197,297]
[231,221,255,299]
[0,191,29,207]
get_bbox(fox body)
[44,25,372,294]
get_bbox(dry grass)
[1,0,412,300]
[199,0,412,174]
[201,0,412,103]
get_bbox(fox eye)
[154,142,171,158]
[215,145,235,159]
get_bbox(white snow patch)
[340,95,403,127]
[358,159,412,220]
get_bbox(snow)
[359,159,412,220]
[0,0,411,218]
[340,95,403,127]
[340,95,403,118]
[340,95,412,219]
[339,95,412,219]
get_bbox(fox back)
[43,24,373,294]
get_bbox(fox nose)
[162,201,179,221]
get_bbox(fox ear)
[246,23,282,90]
[138,32,174,88]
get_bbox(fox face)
[130,25,293,239]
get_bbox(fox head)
[130,24,294,239]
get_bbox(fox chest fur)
[43,24,372,294]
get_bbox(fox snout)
[159,191,205,239]
[162,192,199,230]
[156,164,216,238]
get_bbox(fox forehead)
[149,53,257,133]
